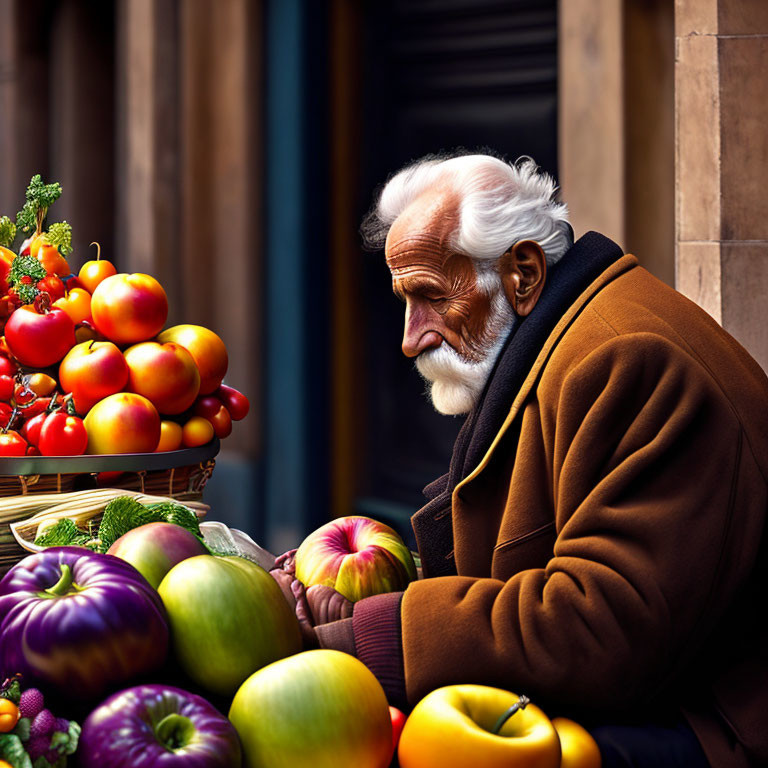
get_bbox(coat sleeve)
[401,332,763,709]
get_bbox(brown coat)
[401,254,768,768]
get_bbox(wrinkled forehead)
[384,187,460,275]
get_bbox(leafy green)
[0,732,32,768]
[0,216,16,249]
[13,718,29,743]
[0,678,21,704]
[31,497,203,554]
[16,175,62,236]
[44,222,72,256]
[49,720,80,757]
[145,502,202,537]
[9,255,46,304]
[33,519,91,549]
[96,497,165,552]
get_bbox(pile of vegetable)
[0,511,602,768]
[0,175,249,457]
[0,676,80,767]
[32,496,204,553]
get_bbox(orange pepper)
[0,697,20,733]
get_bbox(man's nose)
[402,302,443,358]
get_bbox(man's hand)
[269,549,353,647]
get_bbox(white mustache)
[414,292,515,415]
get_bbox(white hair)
[362,153,572,267]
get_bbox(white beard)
[415,291,516,416]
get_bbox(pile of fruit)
[0,175,249,457]
[0,510,601,767]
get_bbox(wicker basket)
[0,439,219,574]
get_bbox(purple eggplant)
[80,684,242,767]
[0,547,168,700]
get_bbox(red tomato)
[13,385,35,406]
[0,403,14,429]
[19,396,52,419]
[38,413,88,456]
[0,375,13,401]
[4,304,75,368]
[37,274,66,302]
[0,356,17,377]
[215,384,249,421]
[207,404,232,439]
[389,706,407,755]
[21,412,48,447]
[0,430,27,456]
[192,395,221,420]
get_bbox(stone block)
[675,34,721,242]
[677,241,722,323]
[719,36,768,241]
[721,243,768,372]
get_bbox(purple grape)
[31,708,55,738]
[46,747,63,763]
[26,733,50,760]
[18,687,45,719]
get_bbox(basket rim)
[0,438,220,475]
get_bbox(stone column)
[676,0,768,371]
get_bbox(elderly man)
[272,153,768,768]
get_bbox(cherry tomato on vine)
[0,356,16,377]
[0,403,14,427]
[0,375,14,401]
[21,411,49,447]
[38,413,88,456]
[0,430,27,456]
[19,396,52,419]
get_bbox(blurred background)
[0,0,764,553]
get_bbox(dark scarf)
[411,231,625,577]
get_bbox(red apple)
[91,273,168,345]
[124,341,201,415]
[59,340,130,414]
[84,392,160,454]
[294,516,417,602]
[157,325,228,395]
[4,304,75,368]
[229,650,393,768]
[107,522,208,589]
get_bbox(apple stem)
[89,241,101,262]
[491,695,530,735]
[44,564,75,597]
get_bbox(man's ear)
[497,239,547,317]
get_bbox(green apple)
[158,555,301,697]
[229,649,393,768]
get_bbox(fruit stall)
[0,178,600,767]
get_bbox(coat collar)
[454,247,638,500]
[413,231,631,576]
